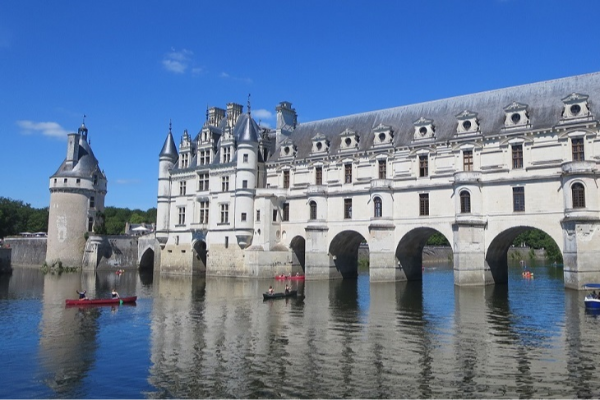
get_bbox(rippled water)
[1,262,599,399]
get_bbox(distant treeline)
[0,196,156,238]
[427,230,562,262]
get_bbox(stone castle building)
[153,72,600,288]
[46,122,107,267]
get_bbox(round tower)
[46,122,107,267]
[156,122,178,247]
[234,111,260,248]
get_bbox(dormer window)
[372,123,393,147]
[413,117,435,140]
[560,93,591,122]
[455,110,479,134]
[311,133,330,154]
[339,128,359,151]
[503,102,530,129]
[280,138,297,159]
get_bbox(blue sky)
[2,0,600,210]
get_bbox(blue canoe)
[583,284,600,309]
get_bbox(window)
[419,193,429,216]
[513,187,525,212]
[225,236,229,248]
[374,197,382,218]
[76,178,80,184]
[463,150,473,171]
[315,166,323,185]
[378,160,386,179]
[344,198,352,219]
[180,153,189,168]
[282,203,290,221]
[88,217,94,232]
[309,201,317,220]
[199,201,209,224]
[178,207,186,225]
[242,180,248,189]
[198,173,209,191]
[222,176,229,192]
[572,138,584,161]
[419,155,428,177]
[273,210,278,222]
[220,204,229,224]
[512,144,523,169]
[179,181,187,196]
[243,153,248,163]
[572,183,586,208]
[93,175,98,185]
[199,150,211,165]
[344,164,352,183]
[256,210,261,222]
[241,212,247,222]
[460,190,471,213]
[283,170,290,188]
[222,147,231,163]
[89,196,95,208]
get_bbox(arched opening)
[139,248,154,270]
[486,226,563,284]
[396,228,452,281]
[290,236,306,273]
[192,240,207,273]
[329,230,368,279]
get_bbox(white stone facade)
[155,72,600,288]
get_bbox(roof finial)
[82,114,87,125]
[206,104,209,122]
[169,119,172,134]
[247,93,251,115]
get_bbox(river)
[0,261,599,399]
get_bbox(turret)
[156,123,178,246]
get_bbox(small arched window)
[460,190,471,213]
[572,183,586,208]
[309,201,317,220]
[374,197,383,218]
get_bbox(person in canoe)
[284,284,290,295]
[76,289,87,300]
[111,288,120,299]
[268,285,274,294]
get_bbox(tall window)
[572,183,586,208]
[199,201,209,224]
[199,150,210,165]
[180,153,189,168]
[309,201,317,220]
[512,144,523,169]
[179,181,187,196]
[198,173,209,191]
[460,190,471,213]
[178,207,186,225]
[419,193,429,216]
[374,197,382,218]
[378,160,387,179]
[419,155,428,177]
[272,210,278,222]
[572,138,584,161]
[463,150,473,171]
[243,153,248,163]
[222,176,229,192]
[88,217,94,232]
[344,198,352,219]
[345,164,352,183]
[222,147,231,163]
[315,166,323,185]
[89,196,95,208]
[220,204,229,224]
[241,212,247,222]
[283,170,290,189]
[256,210,261,222]
[242,180,248,189]
[282,203,290,221]
[513,187,525,212]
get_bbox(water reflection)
[2,263,600,398]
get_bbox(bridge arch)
[192,239,207,273]
[329,230,369,279]
[139,246,154,270]
[396,227,453,281]
[486,225,563,284]
[289,235,306,273]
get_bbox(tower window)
[178,207,186,225]
[344,198,352,219]
[419,193,429,216]
[460,191,471,213]
[513,187,525,212]
[256,209,261,222]
[378,160,386,179]
[241,212,247,222]
[512,144,523,169]
[419,155,428,177]
[90,197,95,208]
[243,153,248,163]
[572,183,585,208]
[282,203,290,221]
[309,201,317,220]
[572,138,584,161]
[463,150,473,171]
[88,217,94,232]
[273,210,277,222]
[344,164,352,183]
[242,180,248,189]
[374,197,382,218]
[283,170,290,189]
[315,166,323,185]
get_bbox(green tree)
[427,232,450,246]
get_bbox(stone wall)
[0,248,11,272]
[3,237,47,266]
[82,235,139,270]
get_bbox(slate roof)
[269,71,600,161]
[51,135,104,179]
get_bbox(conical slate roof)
[159,131,178,162]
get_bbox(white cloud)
[115,179,141,185]
[253,109,273,120]
[219,71,253,84]
[16,120,68,139]
[162,49,193,74]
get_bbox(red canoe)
[274,275,305,281]
[65,296,137,306]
